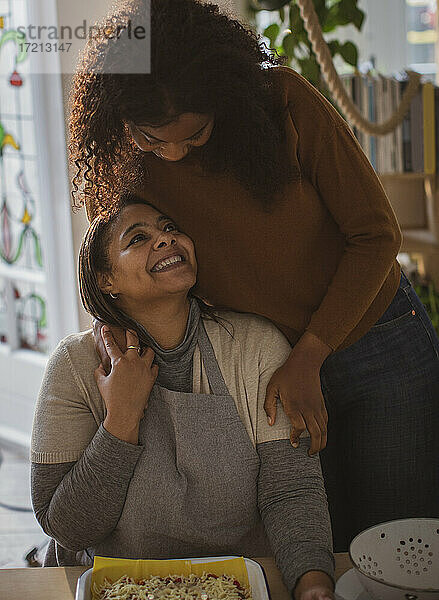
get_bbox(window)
[0,0,79,446]
[406,0,437,82]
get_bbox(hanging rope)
[295,0,422,135]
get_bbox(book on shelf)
[367,75,377,170]
[339,72,436,176]
[435,86,439,175]
[401,79,412,172]
[410,85,423,172]
[392,78,404,173]
[423,82,436,175]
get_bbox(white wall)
[330,0,408,76]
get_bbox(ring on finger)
[127,345,142,355]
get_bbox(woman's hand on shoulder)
[294,571,334,600]
[94,328,159,441]
[264,348,328,457]
[92,319,127,375]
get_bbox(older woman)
[31,194,335,600]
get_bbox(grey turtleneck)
[134,296,201,392]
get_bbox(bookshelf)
[378,171,439,288]
[339,71,439,287]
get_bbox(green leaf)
[275,45,287,57]
[263,23,280,46]
[298,57,320,84]
[315,4,329,25]
[282,32,297,58]
[337,0,365,31]
[289,8,307,43]
[312,0,326,13]
[338,40,358,66]
[352,7,365,30]
[289,3,301,28]
[327,40,340,55]
[278,6,285,22]
[322,5,340,32]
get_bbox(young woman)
[31,194,334,600]
[69,0,439,551]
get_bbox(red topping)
[207,574,218,578]
[233,579,243,590]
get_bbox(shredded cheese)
[92,571,252,600]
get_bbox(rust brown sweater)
[87,66,402,352]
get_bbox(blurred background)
[0,0,438,568]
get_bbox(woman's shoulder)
[203,309,291,350]
[47,329,97,370]
[53,328,94,352]
[204,308,271,331]
[271,65,345,131]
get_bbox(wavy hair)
[69,0,299,218]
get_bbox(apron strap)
[196,319,230,396]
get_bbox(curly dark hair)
[69,0,299,218]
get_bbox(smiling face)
[127,112,215,161]
[97,203,197,315]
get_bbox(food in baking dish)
[92,571,252,600]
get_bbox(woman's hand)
[94,327,159,443]
[264,349,328,457]
[92,318,127,375]
[294,571,334,600]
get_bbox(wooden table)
[0,554,353,599]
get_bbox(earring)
[110,292,118,299]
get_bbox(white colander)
[349,518,439,600]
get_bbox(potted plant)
[248,0,365,106]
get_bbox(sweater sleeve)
[31,337,102,463]
[283,68,402,351]
[31,423,143,552]
[257,438,335,594]
[30,335,143,551]
[301,122,402,350]
[251,314,334,591]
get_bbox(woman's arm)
[31,424,143,551]
[31,329,155,552]
[253,319,334,598]
[284,67,402,353]
[257,438,335,598]
[299,120,402,352]
[264,71,402,454]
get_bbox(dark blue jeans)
[319,268,439,552]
